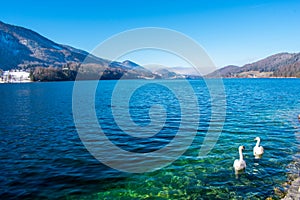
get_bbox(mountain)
[167,66,201,76]
[152,68,179,79]
[0,21,103,70]
[146,66,202,79]
[206,53,300,78]
[6,21,298,80]
[0,21,181,81]
[205,65,240,78]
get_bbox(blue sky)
[1,0,300,69]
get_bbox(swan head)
[298,114,300,120]
[254,137,260,141]
[239,146,245,151]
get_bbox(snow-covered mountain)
[0,21,103,70]
[0,21,199,80]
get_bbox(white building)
[0,70,31,83]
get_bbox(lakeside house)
[0,69,31,83]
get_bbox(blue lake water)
[0,79,300,199]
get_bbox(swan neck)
[239,148,244,160]
[256,139,260,147]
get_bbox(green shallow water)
[71,79,300,199]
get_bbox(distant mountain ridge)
[0,21,184,80]
[206,52,300,78]
[1,21,299,80]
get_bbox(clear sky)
[1,0,300,70]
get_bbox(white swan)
[253,137,264,158]
[233,146,246,171]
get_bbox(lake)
[0,79,299,199]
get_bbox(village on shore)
[0,69,31,83]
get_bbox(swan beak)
[242,146,245,150]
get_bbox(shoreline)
[282,155,300,200]
[282,122,300,199]
[0,80,33,84]
[0,77,299,83]
[283,177,300,200]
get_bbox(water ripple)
[0,79,300,199]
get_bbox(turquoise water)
[0,79,299,199]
